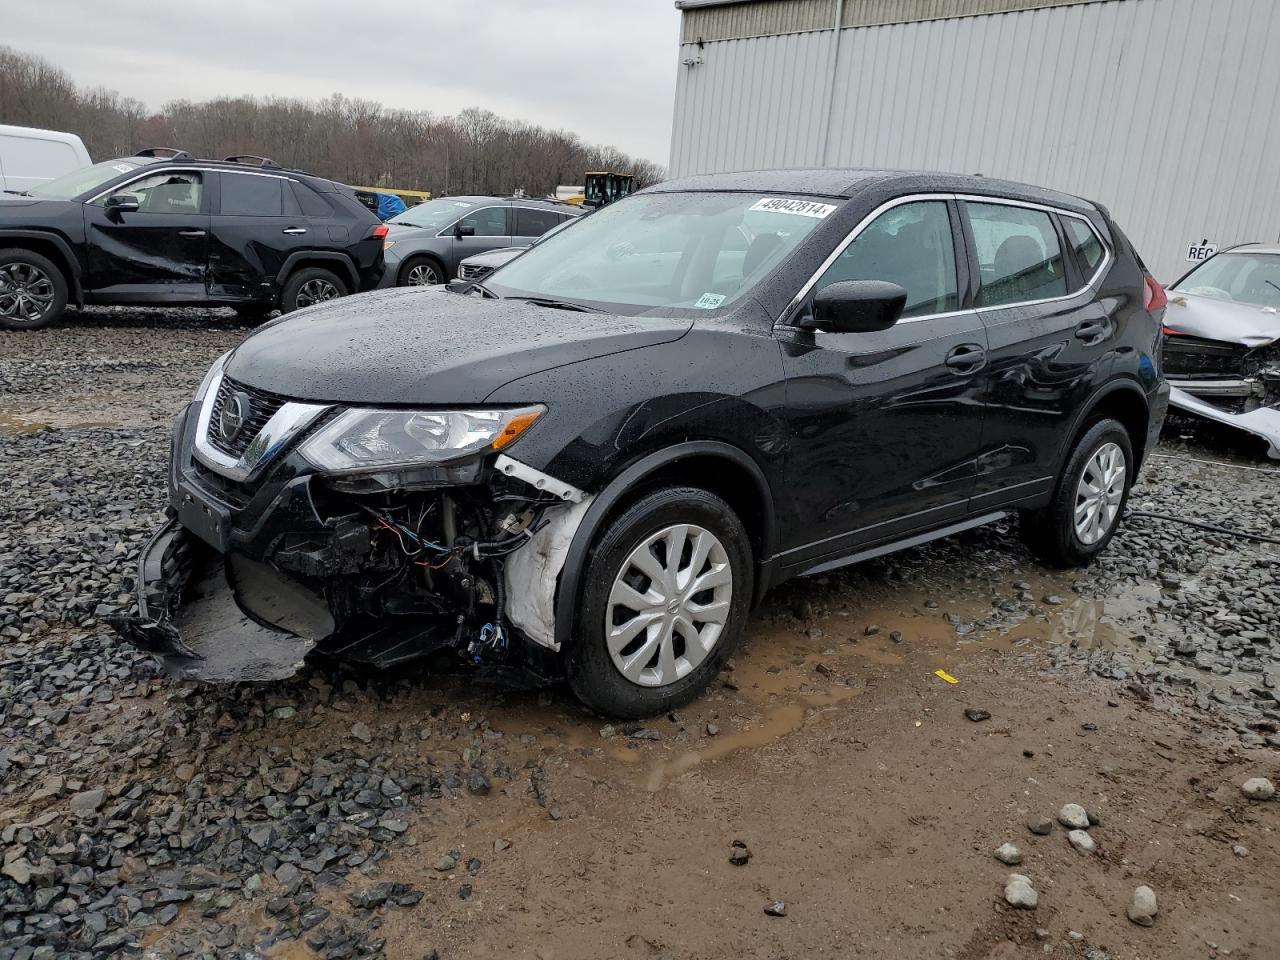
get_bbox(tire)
[279,267,348,314]
[399,256,446,287]
[568,486,753,719]
[1020,418,1134,568]
[0,247,68,331]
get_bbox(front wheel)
[280,267,348,314]
[1020,418,1134,567]
[400,256,445,286]
[0,248,68,330]
[568,487,753,719]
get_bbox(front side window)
[459,206,508,237]
[98,172,203,214]
[515,207,561,238]
[813,200,959,319]
[487,191,835,316]
[967,202,1066,307]
[221,174,284,216]
[1172,252,1280,308]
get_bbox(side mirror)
[455,223,475,238]
[105,194,141,215]
[802,280,907,333]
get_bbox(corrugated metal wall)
[670,0,1280,280]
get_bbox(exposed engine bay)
[115,453,590,682]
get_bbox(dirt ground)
[2,310,1278,960]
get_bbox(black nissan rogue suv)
[0,149,385,329]
[117,169,1170,718]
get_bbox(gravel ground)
[1,308,1277,960]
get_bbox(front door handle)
[945,343,987,374]
[178,229,206,238]
[1074,319,1108,342]
[282,227,307,235]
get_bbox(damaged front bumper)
[114,397,591,682]
[1168,386,1280,459]
[1164,334,1280,458]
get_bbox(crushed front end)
[1164,334,1280,457]
[115,355,587,682]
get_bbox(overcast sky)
[5,0,683,165]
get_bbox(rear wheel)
[568,487,753,719]
[0,248,68,330]
[1020,418,1133,567]
[280,267,347,314]
[400,256,445,286]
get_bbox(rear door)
[962,198,1117,510]
[776,197,989,565]
[83,169,209,302]
[512,206,564,248]
[208,171,317,301]
[442,205,511,275]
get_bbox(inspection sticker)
[750,197,838,219]
[112,164,136,173]
[694,292,726,309]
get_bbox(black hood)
[0,196,72,213]
[226,286,692,405]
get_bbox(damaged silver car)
[1163,244,1280,457]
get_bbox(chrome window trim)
[192,369,330,482]
[780,191,1113,326]
[85,166,301,205]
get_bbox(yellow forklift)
[581,171,635,208]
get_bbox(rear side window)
[814,200,959,319]
[1063,217,1105,276]
[515,207,562,238]
[966,202,1067,307]
[292,182,332,218]
[221,174,284,216]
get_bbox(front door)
[84,170,209,302]
[776,198,988,567]
[961,200,1119,511]
[443,205,511,275]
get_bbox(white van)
[0,125,92,194]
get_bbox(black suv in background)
[120,170,1169,719]
[0,149,386,329]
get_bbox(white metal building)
[669,0,1280,281]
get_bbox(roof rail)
[135,147,194,160]
[223,154,282,169]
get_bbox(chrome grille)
[459,263,493,281]
[206,376,289,459]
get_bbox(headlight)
[299,405,544,473]
[194,351,230,401]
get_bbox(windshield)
[27,159,146,200]
[486,191,837,315]
[389,197,481,230]
[1173,252,1280,308]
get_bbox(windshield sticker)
[749,197,837,219]
[694,292,726,309]
[112,164,136,173]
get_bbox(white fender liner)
[503,495,595,651]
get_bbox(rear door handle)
[945,343,987,374]
[1074,319,1108,342]
[282,227,307,235]
[178,229,206,238]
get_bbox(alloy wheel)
[295,278,339,308]
[605,523,733,687]
[1074,441,1126,545]
[0,262,55,324]
[406,263,440,285]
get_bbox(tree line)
[0,46,665,197]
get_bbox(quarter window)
[458,207,508,237]
[99,172,202,213]
[1063,217,1105,276]
[515,207,561,238]
[221,174,284,216]
[813,200,959,319]
[292,183,332,218]
[966,203,1067,307]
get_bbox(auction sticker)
[750,197,837,219]
[694,292,726,309]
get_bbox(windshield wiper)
[510,296,602,313]
[1266,279,1280,296]
[2,189,31,197]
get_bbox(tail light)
[370,224,389,241]
[1161,324,1179,336]
[1143,275,1167,312]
